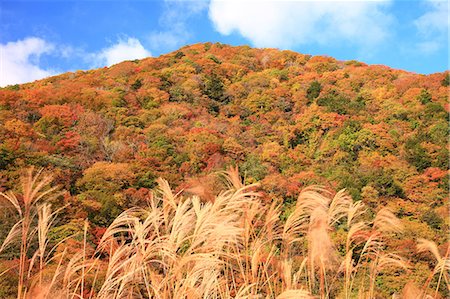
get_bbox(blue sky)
[0,0,448,86]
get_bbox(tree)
[417,89,432,104]
[77,162,136,192]
[306,80,322,103]
[441,73,450,87]
[204,72,225,102]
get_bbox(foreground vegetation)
[0,168,448,298]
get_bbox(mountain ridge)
[5,42,446,90]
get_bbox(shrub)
[130,78,142,91]
[421,209,443,229]
[241,154,268,182]
[417,89,432,104]
[174,51,185,59]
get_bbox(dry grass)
[417,238,450,297]
[0,168,60,299]
[0,167,446,298]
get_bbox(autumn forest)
[0,43,448,298]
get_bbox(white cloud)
[0,37,56,87]
[1,37,152,86]
[95,38,151,67]
[208,0,393,49]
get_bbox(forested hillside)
[0,43,448,298]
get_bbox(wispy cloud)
[0,37,56,87]
[414,0,448,54]
[208,0,393,50]
[148,0,208,52]
[415,0,448,35]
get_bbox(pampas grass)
[0,167,446,298]
[0,168,60,299]
[417,238,450,296]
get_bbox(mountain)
[0,43,448,297]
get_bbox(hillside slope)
[0,43,448,296]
